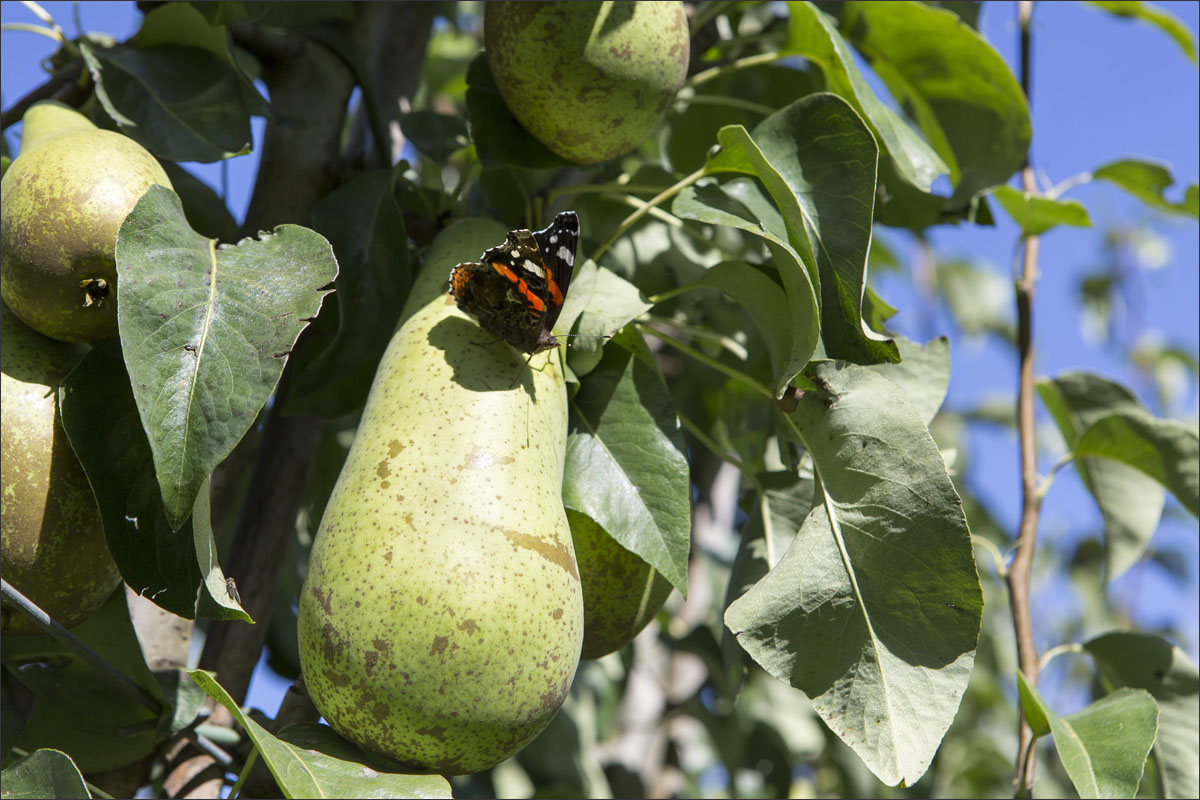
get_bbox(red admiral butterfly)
[449,211,579,355]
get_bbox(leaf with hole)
[115,185,337,528]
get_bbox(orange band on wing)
[491,262,545,312]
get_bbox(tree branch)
[1008,2,1043,795]
[0,60,84,131]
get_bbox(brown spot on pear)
[297,219,582,774]
[1,302,121,633]
[569,510,673,659]
[485,1,689,164]
[1,102,172,342]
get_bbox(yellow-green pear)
[1,104,172,342]
[18,100,98,151]
[485,1,689,164]
[298,219,583,774]
[1,302,121,634]
[570,510,673,659]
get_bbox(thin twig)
[591,167,707,262]
[0,579,163,715]
[0,60,83,130]
[1008,2,1043,795]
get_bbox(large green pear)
[298,219,583,775]
[1,103,172,342]
[1,302,121,634]
[485,1,689,164]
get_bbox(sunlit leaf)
[187,671,451,798]
[116,185,336,527]
[991,185,1092,236]
[1017,672,1159,799]
[1074,410,1200,517]
[0,749,89,799]
[707,93,898,368]
[1037,372,1165,578]
[1086,1,1198,64]
[726,361,981,786]
[1093,158,1200,218]
[563,328,691,595]
[1085,632,1200,799]
[785,1,948,192]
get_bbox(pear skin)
[298,219,583,774]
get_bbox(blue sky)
[3,0,1197,725]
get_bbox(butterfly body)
[448,212,579,354]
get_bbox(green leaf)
[721,471,816,695]
[286,168,410,418]
[785,1,949,192]
[1086,1,1199,64]
[1015,669,1052,737]
[189,1,353,27]
[1093,158,1200,218]
[558,260,653,379]
[0,749,89,799]
[1037,372,1165,578]
[725,361,982,786]
[673,179,818,394]
[4,590,166,774]
[158,162,240,243]
[707,93,899,367]
[837,1,1030,217]
[464,53,572,170]
[186,671,451,799]
[935,260,1015,342]
[864,335,950,425]
[1074,410,1200,517]
[991,185,1092,236]
[116,185,336,527]
[1084,632,1200,799]
[79,42,253,163]
[399,111,471,163]
[132,3,272,121]
[563,328,692,596]
[59,341,248,621]
[1016,672,1159,799]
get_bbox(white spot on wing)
[557,246,573,265]
[549,234,558,244]
[523,259,545,278]
[510,249,521,258]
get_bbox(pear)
[1,302,121,634]
[485,1,689,164]
[570,511,673,659]
[1,102,172,342]
[18,100,98,151]
[298,219,583,774]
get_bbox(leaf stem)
[1036,452,1075,498]
[1009,3,1045,794]
[545,182,667,204]
[678,92,775,116]
[637,321,772,400]
[0,579,164,715]
[1037,642,1083,673]
[0,21,63,42]
[684,51,793,91]
[592,167,708,262]
[971,535,1010,579]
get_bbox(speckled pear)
[298,219,583,774]
[570,510,673,659]
[1,103,171,342]
[485,1,689,164]
[1,301,121,634]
